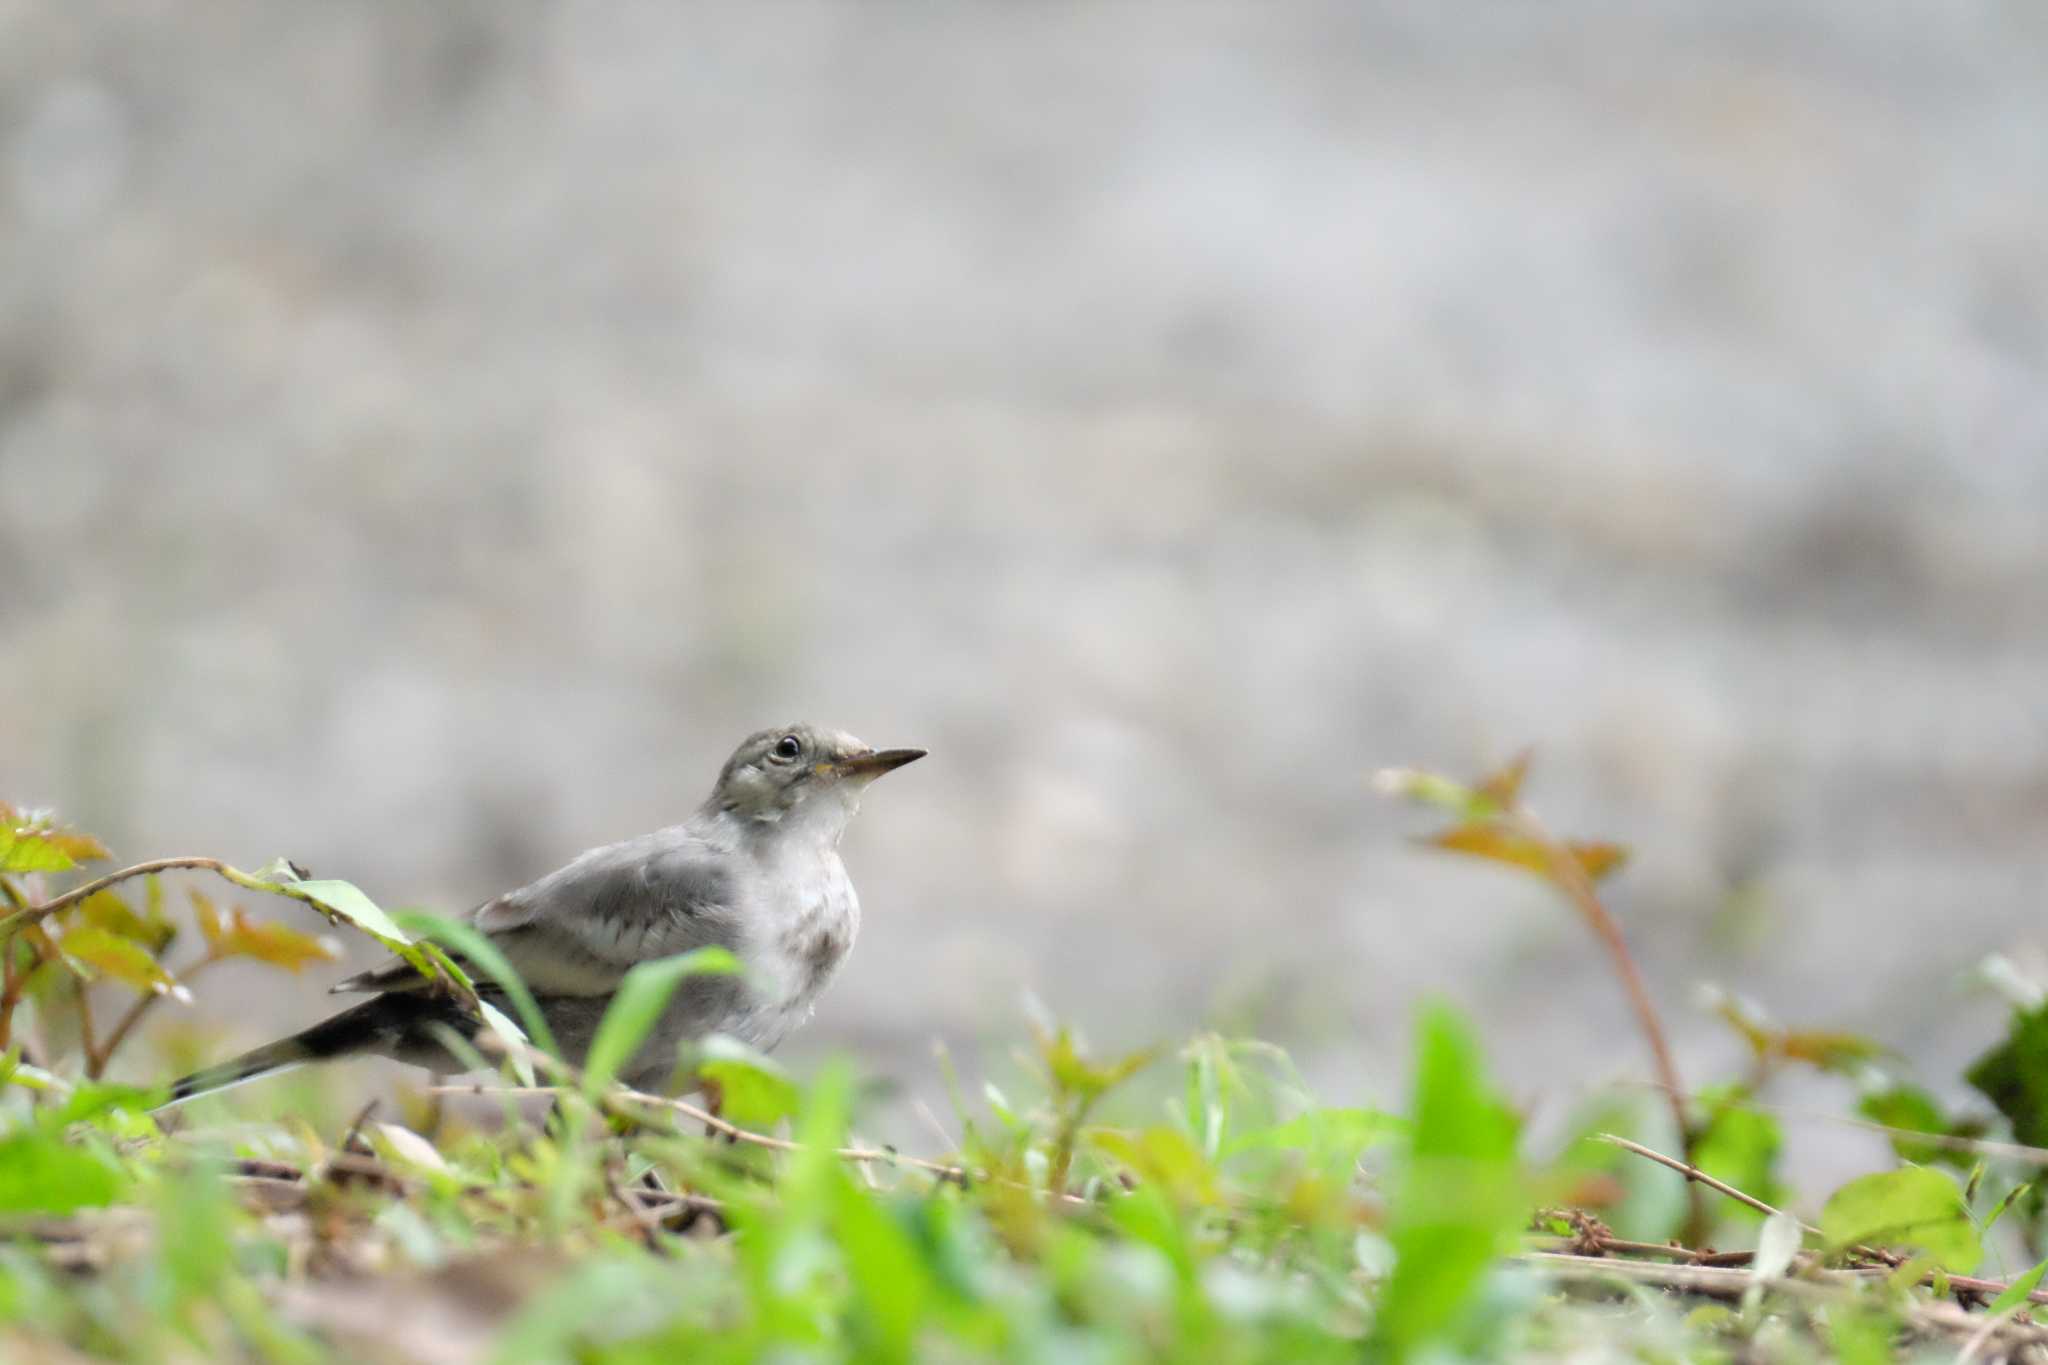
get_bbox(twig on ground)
[430,1079,1096,1207]
[1596,1132,1812,1231]
[1523,1250,2048,1346]
[1523,1252,2048,1358]
[1514,801,1702,1240]
[338,1098,382,1156]
[1594,1132,2048,1310]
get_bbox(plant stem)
[0,858,239,939]
[1514,807,1703,1240]
[90,952,226,1079]
[75,983,99,1079]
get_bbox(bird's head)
[707,724,925,837]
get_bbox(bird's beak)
[836,747,927,779]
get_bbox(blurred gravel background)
[3,2,2045,1174]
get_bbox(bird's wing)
[330,829,742,999]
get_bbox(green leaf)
[1858,1084,1955,1165]
[1374,1002,1522,1362]
[1968,1005,2048,1147]
[0,1132,124,1213]
[53,1080,166,1130]
[1986,1180,2034,1234]
[582,947,742,1095]
[694,1034,800,1129]
[1221,1106,1408,1179]
[263,876,455,1004]
[1226,1106,1407,1152]
[1087,1125,1220,1205]
[830,1177,932,1360]
[154,1161,232,1313]
[1820,1167,1981,1274]
[1692,1090,1784,1224]
[1826,1302,1900,1365]
[286,878,414,947]
[392,909,557,1059]
[0,827,76,873]
[1375,768,1501,822]
[0,807,106,872]
[1039,1028,1155,1105]
[1990,1257,2048,1315]
[476,1000,536,1088]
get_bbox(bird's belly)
[759,883,859,1014]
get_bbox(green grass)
[4,769,2048,1363]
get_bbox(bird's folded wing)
[331,830,741,999]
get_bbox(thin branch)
[1596,1132,1809,1231]
[91,953,227,1076]
[1527,1234,1754,1267]
[0,858,239,938]
[1517,806,1699,1233]
[1537,837,1685,1136]
[0,856,480,1017]
[431,1080,1095,1206]
[74,982,98,1079]
[1522,1248,2048,1318]
[1521,1249,1833,1301]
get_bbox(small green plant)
[3,769,2048,1362]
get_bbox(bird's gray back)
[488,814,862,1080]
[474,824,746,997]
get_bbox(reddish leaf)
[1425,825,1627,884]
[217,916,339,972]
[1475,751,1533,812]
[1568,842,1629,882]
[40,830,109,865]
[187,889,337,971]
[188,889,227,950]
[58,927,189,1001]
[1707,989,1774,1060]
[1779,1030,1887,1073]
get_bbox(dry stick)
[73,978,99,1073]
[431,1080,1095,1208]
[1598,1132,2048,1309]
[1519,806,1704,1241]
[1521,1251,2048,1344]
[1959,1301,2036,1365]
[1527,1234,1755,1267]
[1597,1133,1810,1230]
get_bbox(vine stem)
[1513,806,1704,1242]
[86,953,230,1079]
[0,858,242,938]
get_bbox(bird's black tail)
[160,993,472,1107]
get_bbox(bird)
[163,725,925,1104]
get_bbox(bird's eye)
[773,735,803,761]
